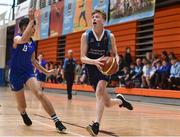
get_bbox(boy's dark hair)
[19,17,36,31]
[171,57,177,61]
[92,9,106,20]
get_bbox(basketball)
[98,56,118,76]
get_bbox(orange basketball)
[98,56,118,76]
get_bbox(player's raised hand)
[28,8,35,21]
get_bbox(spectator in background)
[145,52,153,63]
[152,53,158,62]
[75,61,82,84]
[131,58,143,87]
[161,51,170,63]
[141,59,152,88]
[118,67,130,87]
[124,47,132,68]
[35,53,47,89]
[168,52,176,60]
[160,60,171,89]
[79,64,87,84]
[118,55,126,74]
[54,63,63,83]
[151,59,162,89]
[47,62,56,83]
[168,57,180,90]
[62,49,76,100]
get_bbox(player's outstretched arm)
[13,9,35,48]
[31,52,58,77]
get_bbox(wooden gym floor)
[0,87,180,136]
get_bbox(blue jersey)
[9,34,36,91]
[10,35,36,73]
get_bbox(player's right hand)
[29,8,35,21]
[94,56,105,70]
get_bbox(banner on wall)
[73,0,92,32]
[50,0,64,37]
[33,10,41,40]
[40,6,51,39]
[92,0,109,25]
[15,0,30,19]
[109,0,155,25]
[62,0,76,35]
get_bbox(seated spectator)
[158,60,171,89]
[118,67,130,87]
[161,51,170,63]
[150,60,162,89]
[131,58,143,87]
[168,57,180,89]
[145,52,153,63]
[129,63,136,78]
[47,62,56,83]
[141,59,152,88]
[75,62,82,84]
[54,63,63,83]
[168,52,176,60]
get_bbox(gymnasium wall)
[153,5,180,59]
[37,4,180,62]
[37,37,58,62]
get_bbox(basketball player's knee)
[96,87,105,97]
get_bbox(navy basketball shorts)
[85,65,110,90]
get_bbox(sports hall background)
[0,0,179,98]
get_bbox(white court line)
[33,120,86,137]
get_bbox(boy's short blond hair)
[92,9,106,20]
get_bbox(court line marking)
[33,120,86,137]
[33,114,117,137]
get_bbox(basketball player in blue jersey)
[9,9,66,132]
[80,9,133,136]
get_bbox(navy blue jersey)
[10,34,36,73]
[86,29,111,59]
[85,29,111,90]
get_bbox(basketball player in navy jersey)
[9,9,66,132]
[80,9,133,136]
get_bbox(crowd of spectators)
[38,49,180,90]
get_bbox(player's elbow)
[80,56,86,64]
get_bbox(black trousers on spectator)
[65,73,74,99]
[152,72,169,89]
[169,77,180,90]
